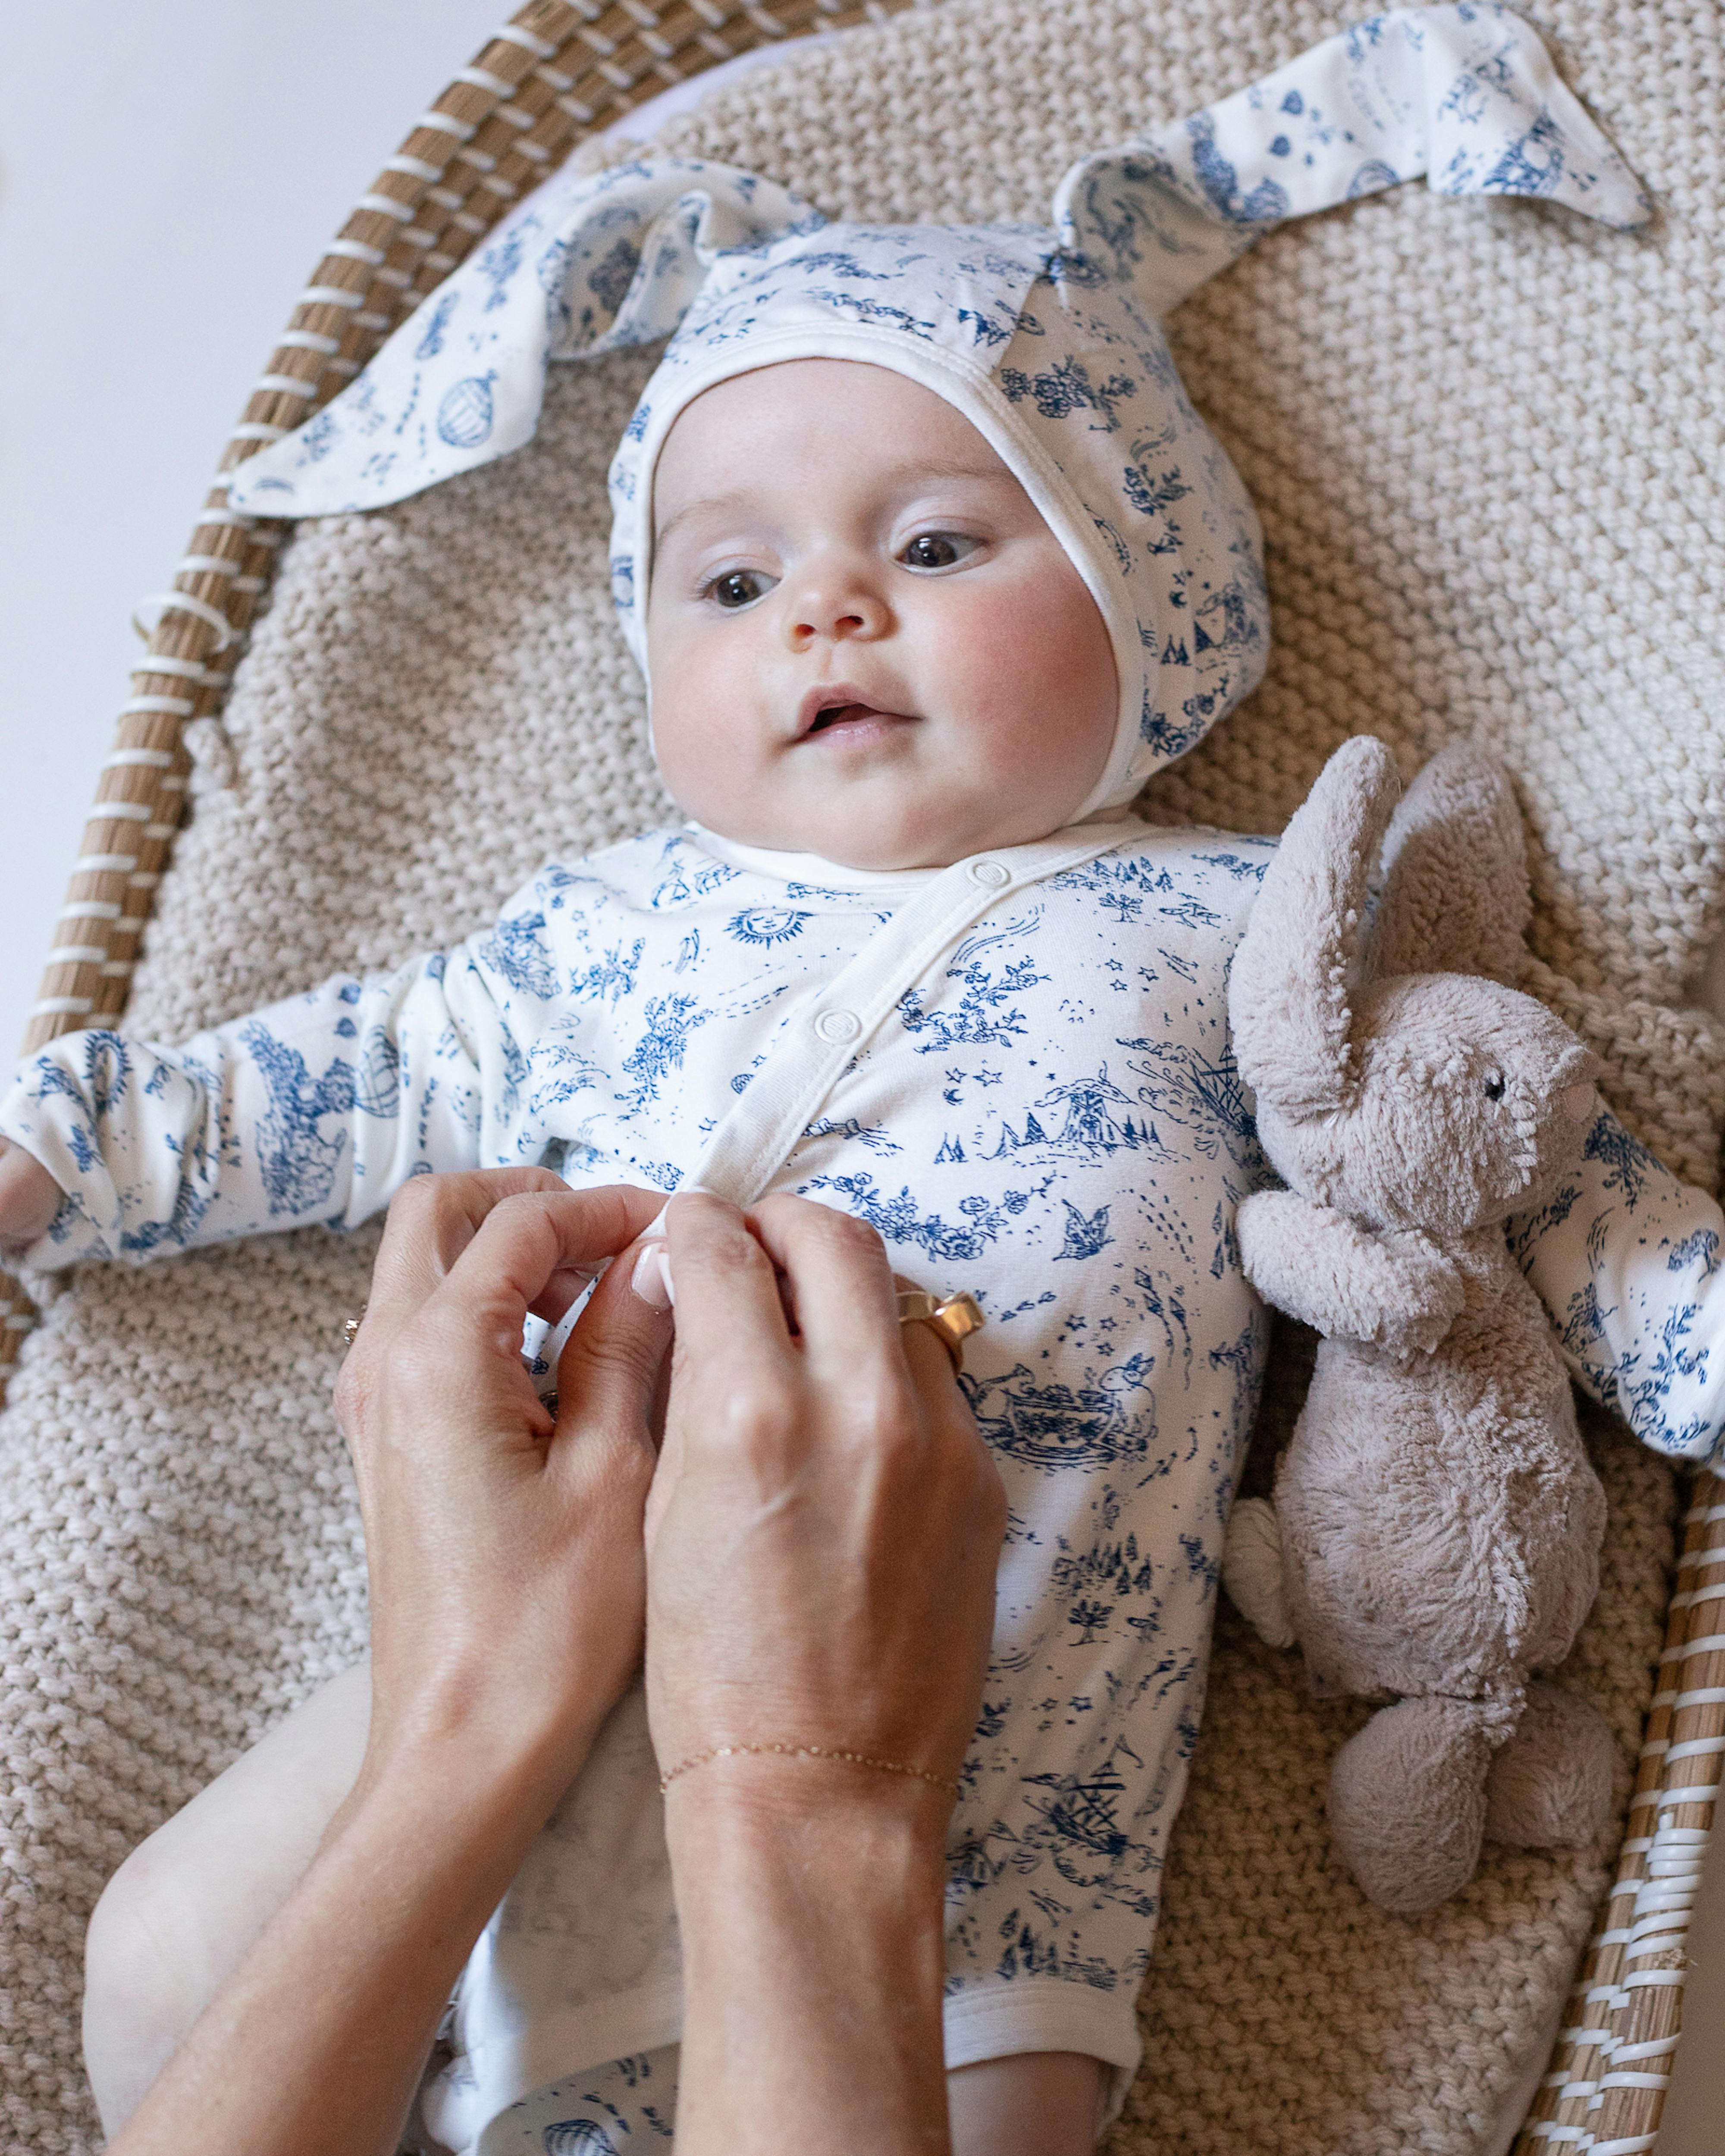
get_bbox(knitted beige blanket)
[3,2,1720,2147]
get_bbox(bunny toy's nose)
[1562,1082,1597,1124]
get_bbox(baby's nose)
[1561,1082,1597,1124]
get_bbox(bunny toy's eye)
[1483,1074,1506,1102]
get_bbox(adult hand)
[643,1191,1005,2156]
[644,1189,1005,1804]
[336,1169,671,1806]
[106,1170,674,2156]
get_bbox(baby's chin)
[693,797,1054,872]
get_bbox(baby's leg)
[948,2050,1107,2156]
[82,1659,373,2132]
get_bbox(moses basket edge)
[0,3,1719,2151]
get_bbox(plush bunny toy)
[1221,736,1615,1915]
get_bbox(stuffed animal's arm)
[1236,1190,1465,1356]
[0,943,508,1269]
[1510,1107,1725,1466]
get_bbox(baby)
[3,11,1722,2153]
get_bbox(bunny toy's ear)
[1367,743,1531,986]
[1054,3,1651,320]
[227,157,822,518]
[1229,735,1403,1119]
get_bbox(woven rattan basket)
[1,3,1719,2148]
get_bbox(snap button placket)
[814,1008,862,1045]
[968,859,1010,889]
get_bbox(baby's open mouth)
[795,685,917,743]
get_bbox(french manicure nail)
[631,1243,675,1310]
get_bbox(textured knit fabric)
[0,2,1720,2151]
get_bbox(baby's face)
[645,360,1118,871]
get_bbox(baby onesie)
[4,819,1721,2143]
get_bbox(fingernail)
[630,1244,675,1310]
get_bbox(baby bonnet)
[232,3,1646,819]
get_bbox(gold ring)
[896,1289,985,1373]
[342,1308,365,1348]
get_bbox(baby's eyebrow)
[653,460,1016,546]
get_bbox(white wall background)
[1,8,1722,2147]
[0,0,503,1053]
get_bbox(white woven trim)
[253,373,318,400]
[355,191,416,223]
[104,749,176,771]
[324,238,387,266]
[1661,1736,1725,1764]
[30,997,92,1018]
[1592,2137,1659,2156]
[1658,1781,1722,1804]
[277,327,342,354]
[386,153,446,182]
[47,946,110,968]
[132,592,236,649]
[122,694,194,717]
[1621,1967,1687,1989]
[301,283,366,310]
[490,22,558,57]
[414,109,477,141]
[455,63,516,95]
[129,656,210,682]
[88,802,154,825]
[1671,1579,1725,1610]
[74,855,138,875]
[229,422,290,443]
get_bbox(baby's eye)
[899,532,980,572]
[706,569,774,610]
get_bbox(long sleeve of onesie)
[0,943,519,1266]
[1509,1108,1725,1467]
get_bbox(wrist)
[667,1760,952,2153]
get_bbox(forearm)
[0,954,492,1268]
[107,1726,587,2156]
[668,1773,953,2156]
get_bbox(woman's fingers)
[660,1191,797,1379]
[746,1193,904,1385]
[367,1175,662,1343]
[554,1230,674,1483]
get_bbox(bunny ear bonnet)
[231,3,1647,818]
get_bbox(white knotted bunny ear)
[228,156,822,517]
[1055,3,1650,318]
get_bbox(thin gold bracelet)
[659,1740,960,1800]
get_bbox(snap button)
[815,1009,862,1045]
[969,859,1010,888]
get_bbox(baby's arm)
[0,943,518,1269]
[1510,1107,1725,1464]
